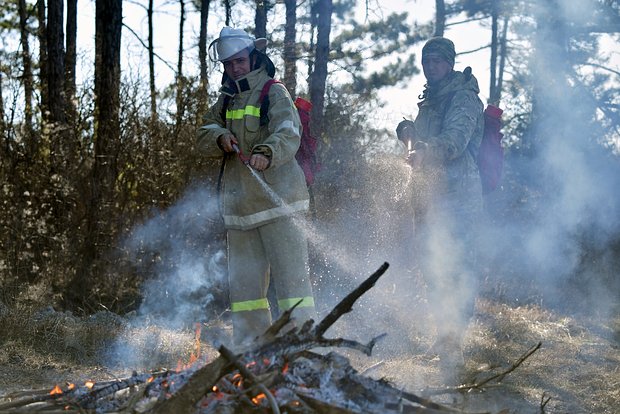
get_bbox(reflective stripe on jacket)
[197,67,310,230]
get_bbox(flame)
[50,385,63,395]
[177,323,203,371]
[192,322,201,361]
[231,373,243,388]
[67,383,75,390]
[85,381,95,389]
[147,377,154,383]
[212,385,218,392]
[252,393,266,405]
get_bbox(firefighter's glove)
[396,119,415,142]
[217,132,238,153]
[250,145,272,171]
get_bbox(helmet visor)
[208,35,255,62]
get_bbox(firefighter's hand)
[217,133,238,153]
[396,119,415,142]
[408,149,425,169]
[250,153,270,171]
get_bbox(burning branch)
[219,344,281,414]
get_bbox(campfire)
[0,263,532,413]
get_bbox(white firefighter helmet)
[208,27,268,62]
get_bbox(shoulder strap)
[440,91,457,121]
[220,95,231,123]
[259,79,283,126]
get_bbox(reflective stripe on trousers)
[227,216,316,345]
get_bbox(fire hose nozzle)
[231,143,250,165]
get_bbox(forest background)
[0,0,619,408]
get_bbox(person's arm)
[197,95,236,157]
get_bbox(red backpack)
[478,104,504,194]
[442,91,504,195]
[258,79,320,186]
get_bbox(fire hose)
[231,143,251,166]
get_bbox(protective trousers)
[227,216,316,346]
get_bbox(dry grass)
[0,296,618,413]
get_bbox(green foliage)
[329,12,431,92]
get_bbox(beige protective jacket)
[197,67,309,230]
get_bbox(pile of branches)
[1,263,529,413]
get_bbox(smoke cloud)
[106,184,228,368]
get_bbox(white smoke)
[105,184,228,368]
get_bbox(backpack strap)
[258,79,283,126]
[219,95,231,124]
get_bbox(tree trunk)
[46,0,66,125]
[495,16,509,105]
[74,0,123,307]
[197,0,210,117]
[526,0,571,157]
[254,0,268,39]
[283,0,297,95]
[37,0,49,119]
[224,0,231,26]
[434,0,445,37]
[65,0,77,122]
[148,0,157,121]
[309,0,332,138]
[18,0,34,136]
[0,72,5,142]
[488,2,499,105]
[175,0,186,135]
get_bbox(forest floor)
[0,287,618,414]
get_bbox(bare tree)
[148,0,157,121]
[309,0,333,138]
[488,1,498,105]
[495,16,508,105]
[17,0,34,135]
[224,0,231,26]
[0,72,5,141]
[197,0,211,117]
[255,0,268,39]
[46,0,66,125]
[434,0,445,36]
[74,0,123,307]
[65,0,77,121]
[283,0,297,95]
[175,0,186,133]
[37,0,49,117]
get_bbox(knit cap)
[422,37,456,66]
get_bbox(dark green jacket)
[411,68,484,213]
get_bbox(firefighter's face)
[422,53,453,84]
[223,49,251,80]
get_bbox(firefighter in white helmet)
[197,27,316,346]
